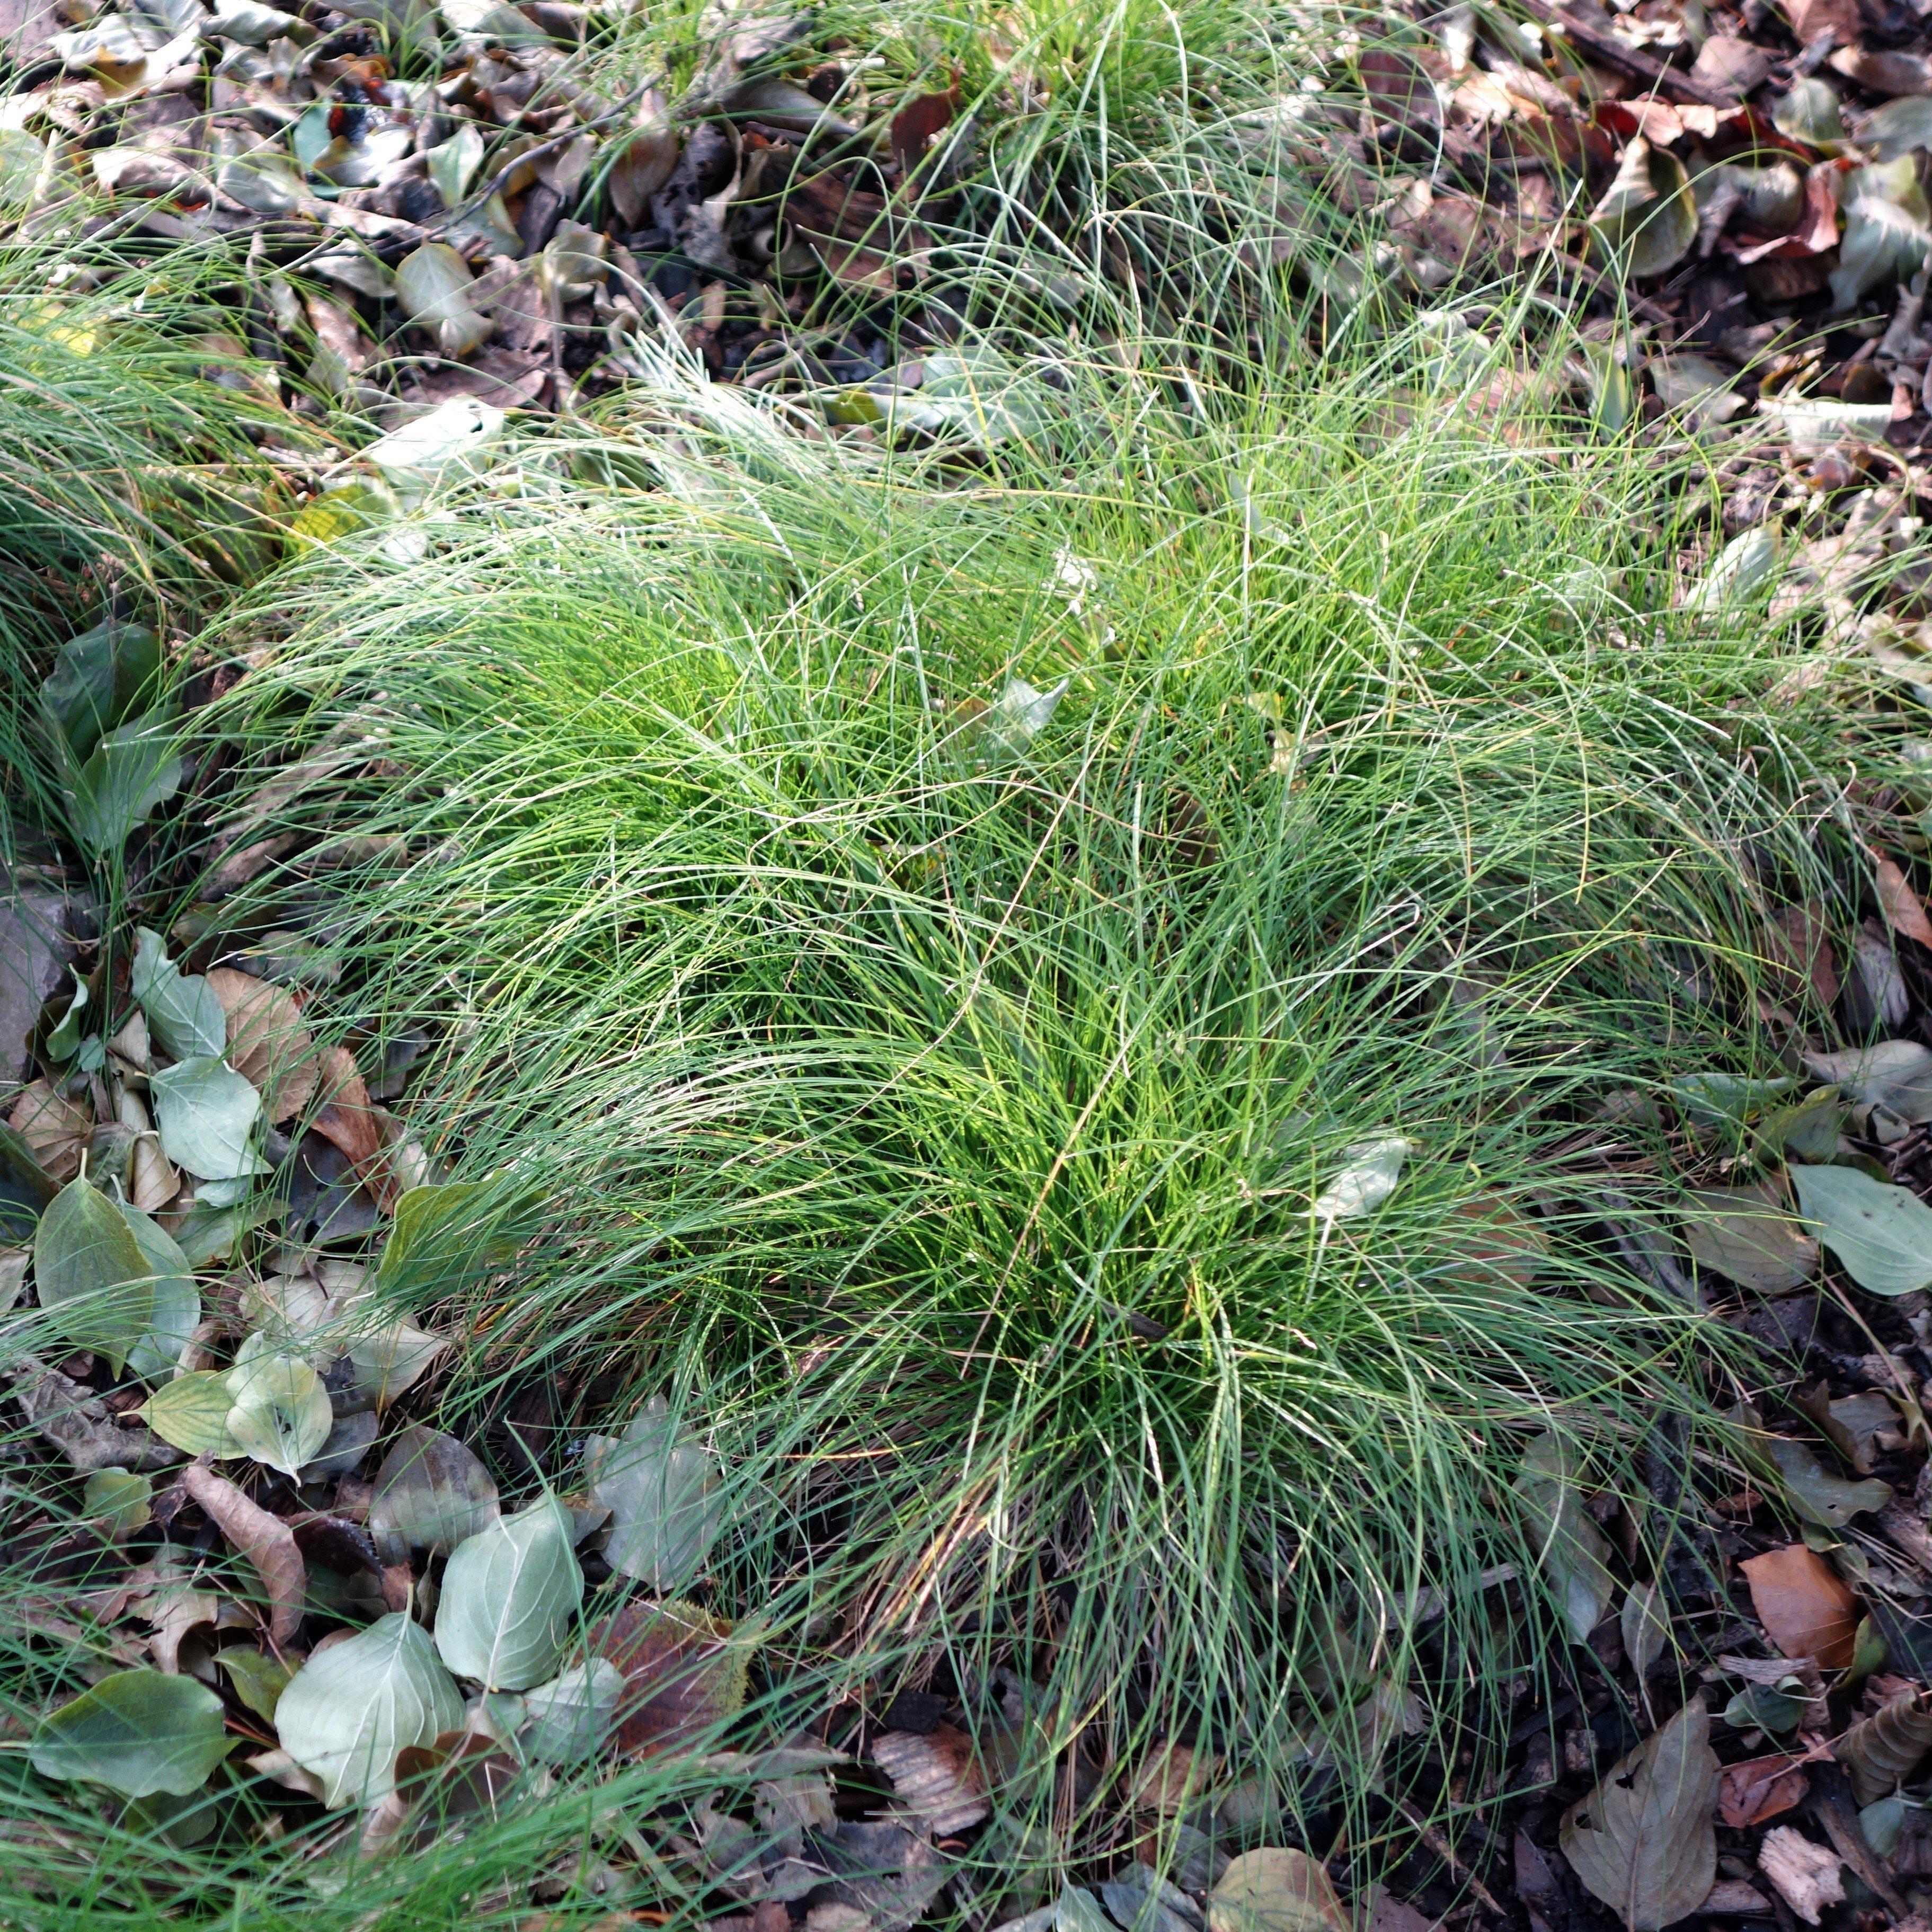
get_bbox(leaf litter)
[14,0,1932,1920]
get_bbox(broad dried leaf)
[1762,1436,1889,1529]
[1589,140,1696,279]
[1873,855,1932,949]
[276,1611,463,1807]
[180,1464,305,1643]
[1801,1041,1932,1124]
[1310,1137,1411,1224]
[1514,1433,1615,1642]
[872,1723,990,1834]
[1836,1687,1932,1805]
[1790,1164,1932,1296]
[1558,1701,1719,1931]
[590,1597,749,1756]
[1680,1185,1817,1292]
[205,968,318,1122]
[1206,1848,1350,1932]
[1720,1753,1812,1828]
[394,245,493,358]
[1740,1544,1859,1668]
[369,1425,500,1561]
[32,1669,230,1798]
[433,1496,583,1690]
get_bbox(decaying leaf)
[872,1722,990,1834]
[1836,1687,1932,1805]
[1719,1752,1812,1829]
[1558,1700,1720,1931]
[1760,1435,1890,1529]
[225,1345,334,1478]
[1513,1433,1616,1642]
[1589,140,1696,279]
[394,244,494,359]
[180,1464,305,1644]
[1801,1042,1932,1125]
[32,1668,231,1798]
[368,1424,500,1561]
[276,1611,463,1807]
[205,968,318,1122]
[586,1394,724,1590]
[1740,1544,1860,1669]
[1310,1137,1411,1225]
[590,1596,750,1756]
[1679,1185,1818,1293]
[1206,1848,1350,1932]
[433,1496,583,1690]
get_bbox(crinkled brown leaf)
[1836,1687,1932,1805]
[205,968,318,1122]
[589,1597,749,1756]
[871,1722,989,1835]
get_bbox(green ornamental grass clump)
[201,322,1854,1884]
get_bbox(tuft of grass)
[182,308,1865,1915]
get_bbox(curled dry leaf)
[1740,1544,1859,1669]
[1679,1185,1818,1293]
[871,1722,990,1835]
[1872,855,1932,949]
[1558,1700,1720,1932]
[1835,1687,1932,1805]
[180,1463,305,1644]
[1620,1583,1671,1677]
[8,1079,90,1182]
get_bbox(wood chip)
[1756,1827,1843,1927]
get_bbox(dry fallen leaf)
[1558,1700,1720,1932]
[1207,1848,1351,1932]
[1873,855,1932,949]
[1719,1752,1813,1828]
[206,968,319,1121]
[1756,1827,1843,1926]
[7,1079,91,1181]
[590,1598,748,1757]
[181,1464,306,1644]
[870,1723,989,1836]
[1739,1544,1859,1669]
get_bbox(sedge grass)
[0,1,1891,1920]
[154,320,1873,1922]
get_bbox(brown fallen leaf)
[590,1598,748,1756]
[1756,1827,1843,1927]
[870,1723,989,1836]
[1718,1751,1813,1828]
[1873,854,1932,949]
[6,1079,91,1182]
[1765,902,1839,1008]
[1700,1880,1773,1916]
[1207,1848,1351,1932]
[206,968,320,1121]
[1740,1544,1860,1670]
[309,1044,385,1172]
[181,1463,306,1644]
